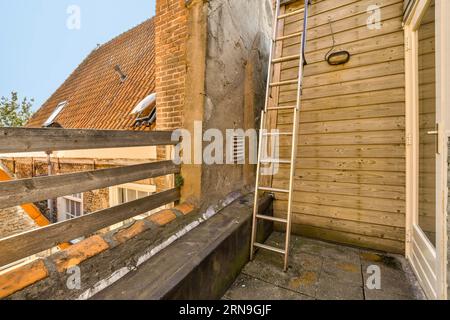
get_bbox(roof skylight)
[43,101,67,127]
[132,93,157,127]
[131,93,156,115]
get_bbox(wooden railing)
[0,128,180,267]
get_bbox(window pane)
[119,188,126,204]
[137,191,148,199]
[127,189,137,202]
[71,201,76,215]
[75,202,81,216]
[418,0,436,247]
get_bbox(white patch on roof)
[43,101,67,127]
[131,93,156,115]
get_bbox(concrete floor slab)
[224,274,312,300]
[321,258,363,286]
[242,247,322,297]
[316,273,364,300]
[224,232,426,300]
[360,251,419,299]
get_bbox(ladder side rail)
[284,0,311,271]
[250,111,266,261]
[263,0,281,113]
[250,0,281,261]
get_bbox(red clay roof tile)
[26,18,156,131]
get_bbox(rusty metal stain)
[289,271,317,289]
[336,262,359,273]
[360,252,383,262]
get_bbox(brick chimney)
[154,0,188,131]
[153,0,192,194]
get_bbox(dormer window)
[43,101,67,127]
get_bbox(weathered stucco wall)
[201,0,272,208]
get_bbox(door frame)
[405,0,449,300]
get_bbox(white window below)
[57,193,83,222]
[107,183,157,231]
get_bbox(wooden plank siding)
[270,0,406,253]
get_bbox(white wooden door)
[405,0,448,300]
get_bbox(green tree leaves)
[0,92,34,127]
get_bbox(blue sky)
[0,0,156,111]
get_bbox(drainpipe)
[46,151,54,216]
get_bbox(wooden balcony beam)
[0,128,178,154]
[0,188,180,267]
[0,161,180,209]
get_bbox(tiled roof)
[26,18,156,130]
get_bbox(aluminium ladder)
[250,0,311,272]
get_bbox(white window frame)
[110,183,156,204]
[109,183,157,221]
[57,193,83,222]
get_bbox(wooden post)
[46,152,54,215]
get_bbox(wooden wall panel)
[270,0,406,253]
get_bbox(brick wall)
[154,0,188,192]
[0,207,36,239]
[155,0,188,132]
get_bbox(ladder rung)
[256,214,288,224]
[278,8,305,20]
[254,242,286,255]
[262,132,293,136]
[276,32,303,42]
[258,187,290,194]
[272,54,300,64]
[267,105,297,111]
[261,158,291,164]
[269,79,298,87]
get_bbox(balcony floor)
[224,232,426,300]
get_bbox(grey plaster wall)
[202,0,272,208]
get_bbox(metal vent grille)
[233,135,245,164]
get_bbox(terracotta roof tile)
[26,18,156,131]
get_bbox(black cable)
[324,17,336,61]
